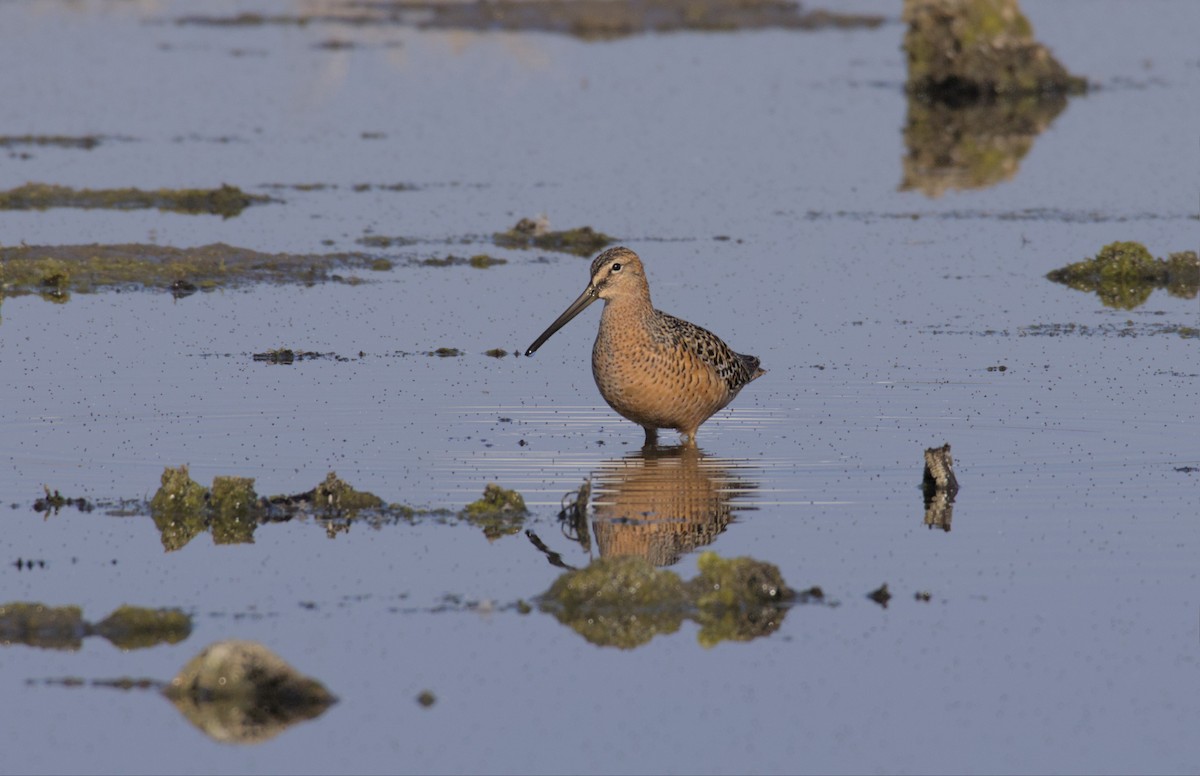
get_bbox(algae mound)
[462,483,529,540]
[1047,242,1199,309]
[903,0,1086,100]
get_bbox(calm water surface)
[0,1,1197,773]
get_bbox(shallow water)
[1,1,1198,773]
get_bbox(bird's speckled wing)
[650,310,760,391]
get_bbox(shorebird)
[525,247,765,445]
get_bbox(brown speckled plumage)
[526,247,765,443]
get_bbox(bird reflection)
[582,445,759,567]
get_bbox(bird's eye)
[611,263,622,272]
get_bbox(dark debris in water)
[867,583,892,608]
[0,134,126,151]
[33,487,93,516]
[923,321,1199,340]
[252,349,339,364]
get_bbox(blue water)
[1,1,1197,773]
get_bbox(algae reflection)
[538,552,820,649]
[562,445,760,567]
[899,0,1086,196]
[0,602,191,651]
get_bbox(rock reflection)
[900,94,1069,197]
[165,640,337,745]
[589,445,758,567]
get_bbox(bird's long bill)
[525,285,598,356]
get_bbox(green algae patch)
[165,640,336,744]
[210,477,260,545]
[150,466,213,552]
[0,183,272,218]
[903,0,1086,101]
[539,552,800,649]
[469,254,506,268]
[689,552,793,609]
[93,606,193,650]
[494,218,615,257]
[0,242,392,299]
[0,602,86,650]
[462,483,528,540]
[312,472,384,513]
[688,553,794,647]
[1047,243,1199,309]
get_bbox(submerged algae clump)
[1047,242,1199,309]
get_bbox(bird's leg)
[642,426,659,449]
